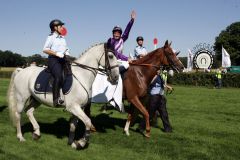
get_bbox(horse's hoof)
[144,133,150,138]
[32,133,41,140]
[17,136,26,142]
[71,142,77,149]
[90,125,96,132]
[18,137,26,142]
[72,140,88,150]
[123,130,130,136]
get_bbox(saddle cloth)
[91,72,124,112]
[34,69,73,95]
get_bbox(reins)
[71,43,118,75]
[72,61,107,74]
[129,63,159,69]
[129,47,180,72]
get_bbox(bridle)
[163,49,181,72]
[102,43,119,76]
[72,43,118,76]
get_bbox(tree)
[214,21,240,66]
[25,54,47,66]
[0,50,26,67]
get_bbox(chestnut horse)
[123,40,184,137]
[69,40,184,143]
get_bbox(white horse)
[7,43,119,149]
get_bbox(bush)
[168,72,240,88]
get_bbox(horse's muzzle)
[107,76,118,85]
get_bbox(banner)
[187,49,193,71]
[222,46,231,68]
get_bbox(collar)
[52,32,62,38]
[137,45,144,48]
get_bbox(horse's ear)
[164,40,169,48]
[176,51,180,56]
[169,41,172,46]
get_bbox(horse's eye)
[109,54,114,59]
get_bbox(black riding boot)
[52,78,64,107]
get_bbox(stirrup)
[54,98,64,106]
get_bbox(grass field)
[0,78,240,160]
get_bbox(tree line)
[0,50,47,67]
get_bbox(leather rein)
[129,48,179,71]
[72,43,118,75]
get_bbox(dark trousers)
[139,95,172,132]
[148,95,172,132]
[48,57,64,102]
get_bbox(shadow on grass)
[91,112,126,132]
[22,118,71,139]
[21,113,127,139]
[0,105,7,112]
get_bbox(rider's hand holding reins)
[56,51,64,58]
[56,49,69,58]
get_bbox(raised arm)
[122,11,136,42]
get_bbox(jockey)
[43,19,70,106]
[133,36,147,59]
[107,11,136,74]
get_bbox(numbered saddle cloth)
[34,69,73,95]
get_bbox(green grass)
[0,78,240,160]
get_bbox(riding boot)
[53,79,64,107]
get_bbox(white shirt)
[43,32,70,55]
[133,45,147,59]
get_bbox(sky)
[0,0,239,58]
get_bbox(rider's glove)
[65,51,70,56]
[56,51,64,58]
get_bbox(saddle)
[34,66,73,95]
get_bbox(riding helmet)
[136,36,144,42]
[49,19,65,31]
[112,26,122,34]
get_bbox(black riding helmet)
[136,36,144,42]
[112,26,122,35]
[49,19,65,31]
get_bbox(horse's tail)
[7,68,22,126]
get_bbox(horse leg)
[67,104,92,150]
[124,113,132,136]
[123,103,135,136]
[68,115,78,145]
[84,102,96,132]
[129,96,151,138]
[25,98,41,140]
[15,101,26,142]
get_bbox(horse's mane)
[79,42,104,58]
[132,47,163,64]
